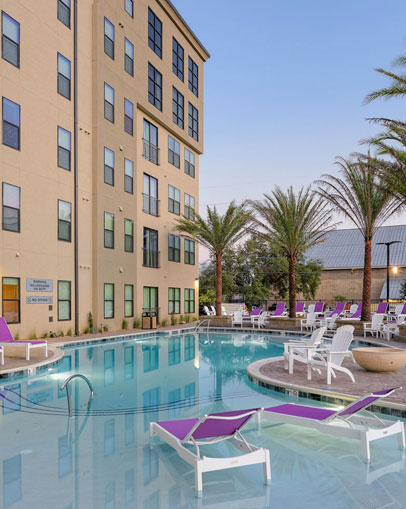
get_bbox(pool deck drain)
[248,356,406,417]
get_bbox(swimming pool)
[0,331,405,509]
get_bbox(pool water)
[0,331,405,509]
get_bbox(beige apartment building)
[0,0,209,338]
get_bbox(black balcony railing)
[142,138,159,165]
[142,194,160,217]
[143,249,160,268]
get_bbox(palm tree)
[249,186,335,318]
[317,157,401,321]
[175,201,251,316]
[364,55,406,104]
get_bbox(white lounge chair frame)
[284,326,327,373]
[231,310,243,327]
[363,314,384,337]
[0,346,3,365]
[260,389,405,461]
[300,312,316,331]
[150,409,271,496]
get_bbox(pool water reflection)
[0,332,405,509]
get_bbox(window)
[104,147,114,186]
[168,234,180,262]
[2,277,20,324]
[143,286,158,313]
[143,174,159,216]
[172,38,184,80]
[124,98,133,135]
[58,200,71,242]
[148,8,162,58]
[172,87,184,129]
[184,334,195,361]
[2,12,19,67]
[184,148,195,178]
[104,283,114,318]
[124,38,134,75]
[125,0,133,18]
[188,57,198,96]
[148,63,162,111]
[188,103,198,141]
[58,281,71,321]
[184,193,195,219]
[168,337,181,366]
[57,53,71,99]
[185,288,195,313]
[184,239,195,265]
[143,228,159,268]
[104,212,114,248]
[58,0,71,28]
[104,17,114,59]
[104,82,114,122]
[168,136,180,168]
[143,119,159,164]
[124,158,133,194]
[2,97,20,150]
[168,185,180,215]
[124,218,134,252]
[58,127,71,171]
[124,284,134,317]
[168,288,180,314]
[2,183,20,232]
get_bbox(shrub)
[98,327,103,333]
[29,332,37,340]
[122,319,128,330]
[192,316,198,322]
[41,332,49,339]
[185,315,191,323]
[179,314,185,323]
[83,327,90,334]
[66,328,73,337]
[161,319,168,327]
[103,325,109,332]
[171,316,178,326]
[88,312,94,329]
[333,295,347,302]
[133,318,141,329]
[14,333,19,341]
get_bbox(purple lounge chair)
[375,302,388,315]
[0,317,48,360]
[261,387,405,461]
[326,301,346,318]
[342,302,362,320]
[295,302,305,316]
[269,302,286,318]
[150,408,271,496]
[314,302,324,314]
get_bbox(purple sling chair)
[0,317,48,360]
[295,302,305,316]
[261,387,405,461]
[314,302,324,314]
[326,301,346,318]
[150,408,271,496]
[269,302,286,318]
[375,302,388,314]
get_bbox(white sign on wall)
[26,296,53,304]
[26,279,53,292]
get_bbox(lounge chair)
[295,302,305,316]
[341,303,362,320]
[231,310,243,328]
[324,301,346,318]
[0,318,48,360]
[300,312,316,331]
[242,308,262,325]
[269,302,286,318]
[305,325,355,384]
[284,326,327,372]
[374,302,388,315]
[252,312,267,329]
[363,314,385,337]
[210,305,217,315]
[150,408,271,496]
[260,387,404,461]
[203,306,213,316]
[307,304,315,313]
[314,312,339,331]
[314,302,324,315]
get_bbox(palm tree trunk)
[361,239,372,322]
[288,256,296,319]
[215,253,223,316]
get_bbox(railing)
[60,374,94,417]
[194,319,211,332]
[143,248,160,268]
[142,194,160,217]
[142,139,160,165]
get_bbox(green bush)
[88,312,94,329]
[133,318,141,329]
[29,332,37,340]
[42,331,49,339]
[98,327,103,333]
[161,318,168,327]
[185,315,191,323]
[103,325,109,332]
[122,319,128,330]
[66,328,73,337]
[171,316,178,326]
[192,316,198,322]
[58,330,65,337]
[83,327,90,334]
[14,333,19,341]
[179,314,185,323]
[333,295,347,302]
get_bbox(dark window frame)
[188,56,199,97]
[168,136,180,168]
[104,211,114,249]
[125,0,134,18]
[57,52,71,100]
[172,38,184,81]
[2,276,20,324]
[104,17,115,59]
[58,0,71,28]
[57,280,71,321]
[124,284,134,318]
[2,97,20,150]
[184,148,195,178]
[2,11,20,68]
[124,158,133,194]
[104,146,114,186]
[104,82,114,123]
[168,185,180,215]
[184,238,195,265]
[184,193,195,220]
[143,173,159,217]
[188,102,198,141]
[58,199,72,242]
[124,98,133,135]
[143,119,159,165]
[184,288,195,314]
[148,63,162,111]
[148,8,162,58]
[104,283,114,319]
[168,287,180,314]
[143,227,159,268]
[168,233,180,262]
[58,126,71,171]
[2,182,20,233]
[124,37,134,76]
[172,87,184,129]
[124,218,134,253]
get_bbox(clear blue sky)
[173,0,406,219]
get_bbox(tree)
[365,55,406,104]
[175,201,251,316]
[317,157,400,321]
[249,186,335,318]
[400,280,406,301]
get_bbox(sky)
[172,0,406,258]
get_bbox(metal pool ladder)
[194,318,211,332]
[60,374,94,417]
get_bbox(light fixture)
[392,266,399,274]
[194,278,199,290]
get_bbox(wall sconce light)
[392,266,399,274]
[194,278,199,291]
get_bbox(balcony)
[143,249,160,268]
[143,194,160,217]
[143,138,160,165]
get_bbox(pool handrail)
[60,373,94,417]
[194,319,211,332]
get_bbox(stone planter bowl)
[353,347,406,373]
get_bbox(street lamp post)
[376,241,401,303]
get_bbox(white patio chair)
[305,325,355,385]
[284,326,327,372]
[315,312,338,331]
[231,310,243,328]
[252,312,267,329]
[307,304,315,314]
[363,314,384,337]
[344,304,358,317]
[203,306,213,316]
[300,312,316,331]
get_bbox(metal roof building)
[306,225,406,270]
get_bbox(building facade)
[0,0,209,338]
